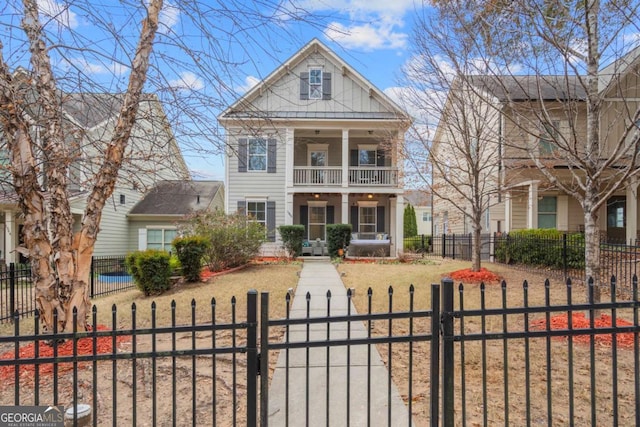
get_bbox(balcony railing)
[292,167,398,186]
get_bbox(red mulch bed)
[448,267,502,283]
[0,325,130,383]
[532,313,636,349]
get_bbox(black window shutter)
[300,72,309,100]
[377,206,385,232]
[327,206,335,224]
[376,149,386,167]
[350,149,358,167]
[322,72,332,100]
[350,206,359,232]
[267,201,276,242]
[267,139,277,173]
[238,138,248,173]
[237,200,246,215]
[300,205,308,239]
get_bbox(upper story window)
[359,145,377,166]
[309,68,323,99]
[248,138,267,171]
[539,121,560,155]
[422,212,432,222]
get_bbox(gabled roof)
[219,38,410,122]
[468,75,587,101]
[128,180,223,216]
[599,44,640,93]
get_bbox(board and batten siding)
[248,52,393,115]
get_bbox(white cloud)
[324,21,407,51]
[38,0,78,29]
[236,76,261,94]
[159,3,180,32]
[63,58,129,76]
[168,71,204,91]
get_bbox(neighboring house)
[128,180,224,251]
[432,46,640,242]
[219,39,411,256]
[0,89,191,262]
[404,189,432,235]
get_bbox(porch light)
[314,194,320,199]
[367,194,373,199]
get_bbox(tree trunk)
[471,221,482,272]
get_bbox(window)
[538,196,557,229]
[539,121,559,155]
[359,145,377,166]
[247,201,267,229]
[308,205,326,240]
[422,212,432,222]
[359,206,377,233]
[309,68,322,99]
[147,228,177,252]
[248,139,267,171]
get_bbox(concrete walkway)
[267,259,412,426]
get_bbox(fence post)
[260,292,270,426]
[90,257,95,298]
[562,233,568,281]
[442,234,446,258]
[422,234,426,253]
[441,278,454,427]
[452,234,456,260]
[9,263,15,320]
[430,283,441,427]
[246,290,258,427]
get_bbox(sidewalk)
[267,259,412,426]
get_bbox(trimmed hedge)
[278,225,306,257]
[173,236,210,282]
[125,250,172,296]
[494,229,585,269]
[327,224,352,258]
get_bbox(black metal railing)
[2,277,639,425]
[0,256,134,322]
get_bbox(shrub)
[179,210,265,272]
[278,225,305,257]
[173,236,210,282]
[495,229,585,269]
[327,224,352,258]
[404,204,418,238]
[125,250,172,296]
[404,235,431,252]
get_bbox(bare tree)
[421,0,640,290]
[400,12,504,272]
[0,0,325,333]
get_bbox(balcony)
[293,167,398,187]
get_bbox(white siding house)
[219,39,411,256]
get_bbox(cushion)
[302,240,310,247]
[376,233,384,240]
[352,233,358,240]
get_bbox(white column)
[342,129,349,188]
[341,193,349,225]
[5,211,15,263]
[557,195,569,231]
[527,182,539,229]
[285,192,294,226]
[627,180,638,243]
[285,128,294,188]
[393,195,404,256]
[504,192,511,232]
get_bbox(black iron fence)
[0,256,134,322]
[405,233,640,294]
[1,276,639,425]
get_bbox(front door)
[607,196,626,243]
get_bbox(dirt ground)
[1,262,638,426]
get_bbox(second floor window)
[422,212,432,222]
[249,139,267,171]
[539,121,560,155]
[359,148,377,166]
[309,68,322,99]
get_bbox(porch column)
[342,129,349,188]
[627,179,638,243]
[504,192,511,233]
[4,211,15,263]
[285,192,294,226]
[341,193,349,225]
[393,195,404,256]
[285,128,294,188]
[527,182,538,229]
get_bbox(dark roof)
[62,93,158,128]
[129,180,223,216]
[468,75,587,101]
[404,189,431,207]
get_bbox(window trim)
[538,120,560,155]
[358,144,377,167]
[146,227,177,252]
[308,201,327,241]
[538,196,557,229]
[309,68,323,100]
[248,138,267,172]
[246,199,267,229]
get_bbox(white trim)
[308,200,328,207]
[357,200,379,207]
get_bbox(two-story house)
[0,91,192,262]
[432,45,640,243]
[219,39,411,257]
